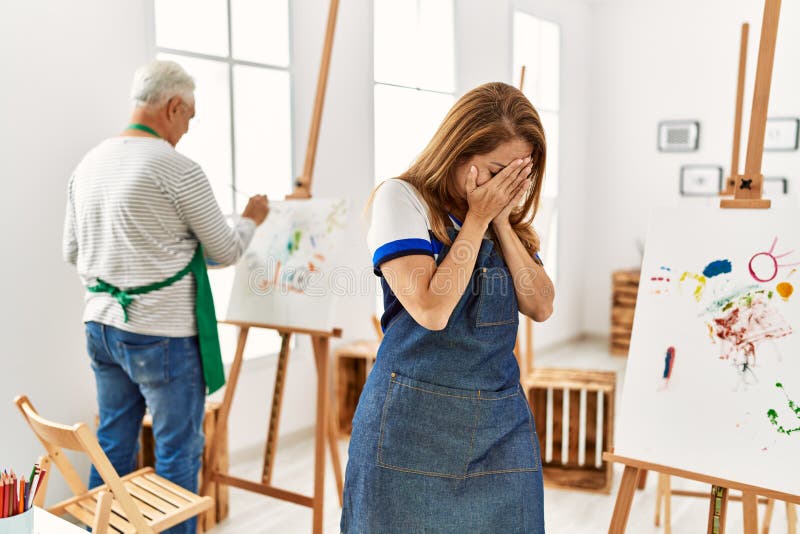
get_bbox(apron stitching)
[462,393,480,476]
[375,376,396,465]
[376,463,538,480]
[524,390,541,467]
[392,380,519,401]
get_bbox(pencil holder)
[0,507,32,534]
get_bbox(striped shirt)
[62,136,256,337]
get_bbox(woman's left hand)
[492,165,532,227]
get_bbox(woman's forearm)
[422,213,489,328]
[493,223,554,321]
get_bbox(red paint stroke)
[749,237,800,283]
[711,297,792,363]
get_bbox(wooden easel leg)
[742,492,759,534]
[262,333,293,484]
[708,486,729,534]
[311,335,331,534]
[787,502,797,534]
[328,403,344,507]
[664,475,672,534]
[201,326,249,496]
[762,499,775,534]
[608,465,640,534]
[655,473,665,527]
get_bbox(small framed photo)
[680,165,722,196]
[658,120,700,152]
[764,118,799,151]
[763,177,788,197]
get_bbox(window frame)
[146,0,296,212]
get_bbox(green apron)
[87,245,225,394]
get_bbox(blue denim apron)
[342,228,545,533]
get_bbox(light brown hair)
[377,82,546,259]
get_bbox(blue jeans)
[85,322,205,534]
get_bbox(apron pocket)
[468,389,540,475]
[119,339,169,387]
[377,373,478,478]
[476,267,517,327]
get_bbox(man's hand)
[242,195,269,225]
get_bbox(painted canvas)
[617,206,800,497]
[225,198,349,331]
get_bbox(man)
[63,60,268,534]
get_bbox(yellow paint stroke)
[707,323,715,341]
[680,272,707,302]
[776,281,794,301]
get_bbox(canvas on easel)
[225,197,349,331]
[617,205,800,498]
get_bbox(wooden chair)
[14,395,213,533]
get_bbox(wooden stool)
[524,368,617,493]
[333,340,380,436]
[138,402,228,533]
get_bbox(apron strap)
[87,257,194,322]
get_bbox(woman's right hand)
[465,157,531,225]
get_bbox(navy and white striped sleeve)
[367,180,435,273]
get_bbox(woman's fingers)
[492,158,526,189]
[504,163,533,197]
[465,165,478,193]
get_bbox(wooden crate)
[333,340,379,436]
[524,368,617,493]
[139,402,228,533]
[610,269,641,356]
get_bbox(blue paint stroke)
[703,259,732,279]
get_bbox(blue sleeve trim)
[373,238,435,272]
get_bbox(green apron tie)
[87,245,225,394]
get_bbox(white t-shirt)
[366,178,454,272]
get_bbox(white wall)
[456,0,593,349]
[583,0,800,334]
[0,0,150,503]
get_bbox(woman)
[341,82,554,533]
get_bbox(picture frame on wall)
[679,165,722,196]
[763,176,789,197]
[764,118,800,151]
[658,120,700,152]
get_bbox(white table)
[0,507,87,534]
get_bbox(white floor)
[209,338,795,533]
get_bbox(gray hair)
[131,60,195,108]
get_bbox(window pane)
[233,65,293,201]
[374,0,454,92]
[159,54,233,214]
[155,0,228,57]
[231,0,290,66]
[514,12,560,111]
[539,110,558,198]
[374,84,454,182]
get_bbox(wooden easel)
[606,2,797,532]
[201,2,344,533]
[721,23,750,197]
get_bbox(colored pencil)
[0,474,6,518]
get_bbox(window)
[154,0,293,213]
[513,12,560,283]
[152,0,292,362]
[373,0,456,184]
[373,0,456,312]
